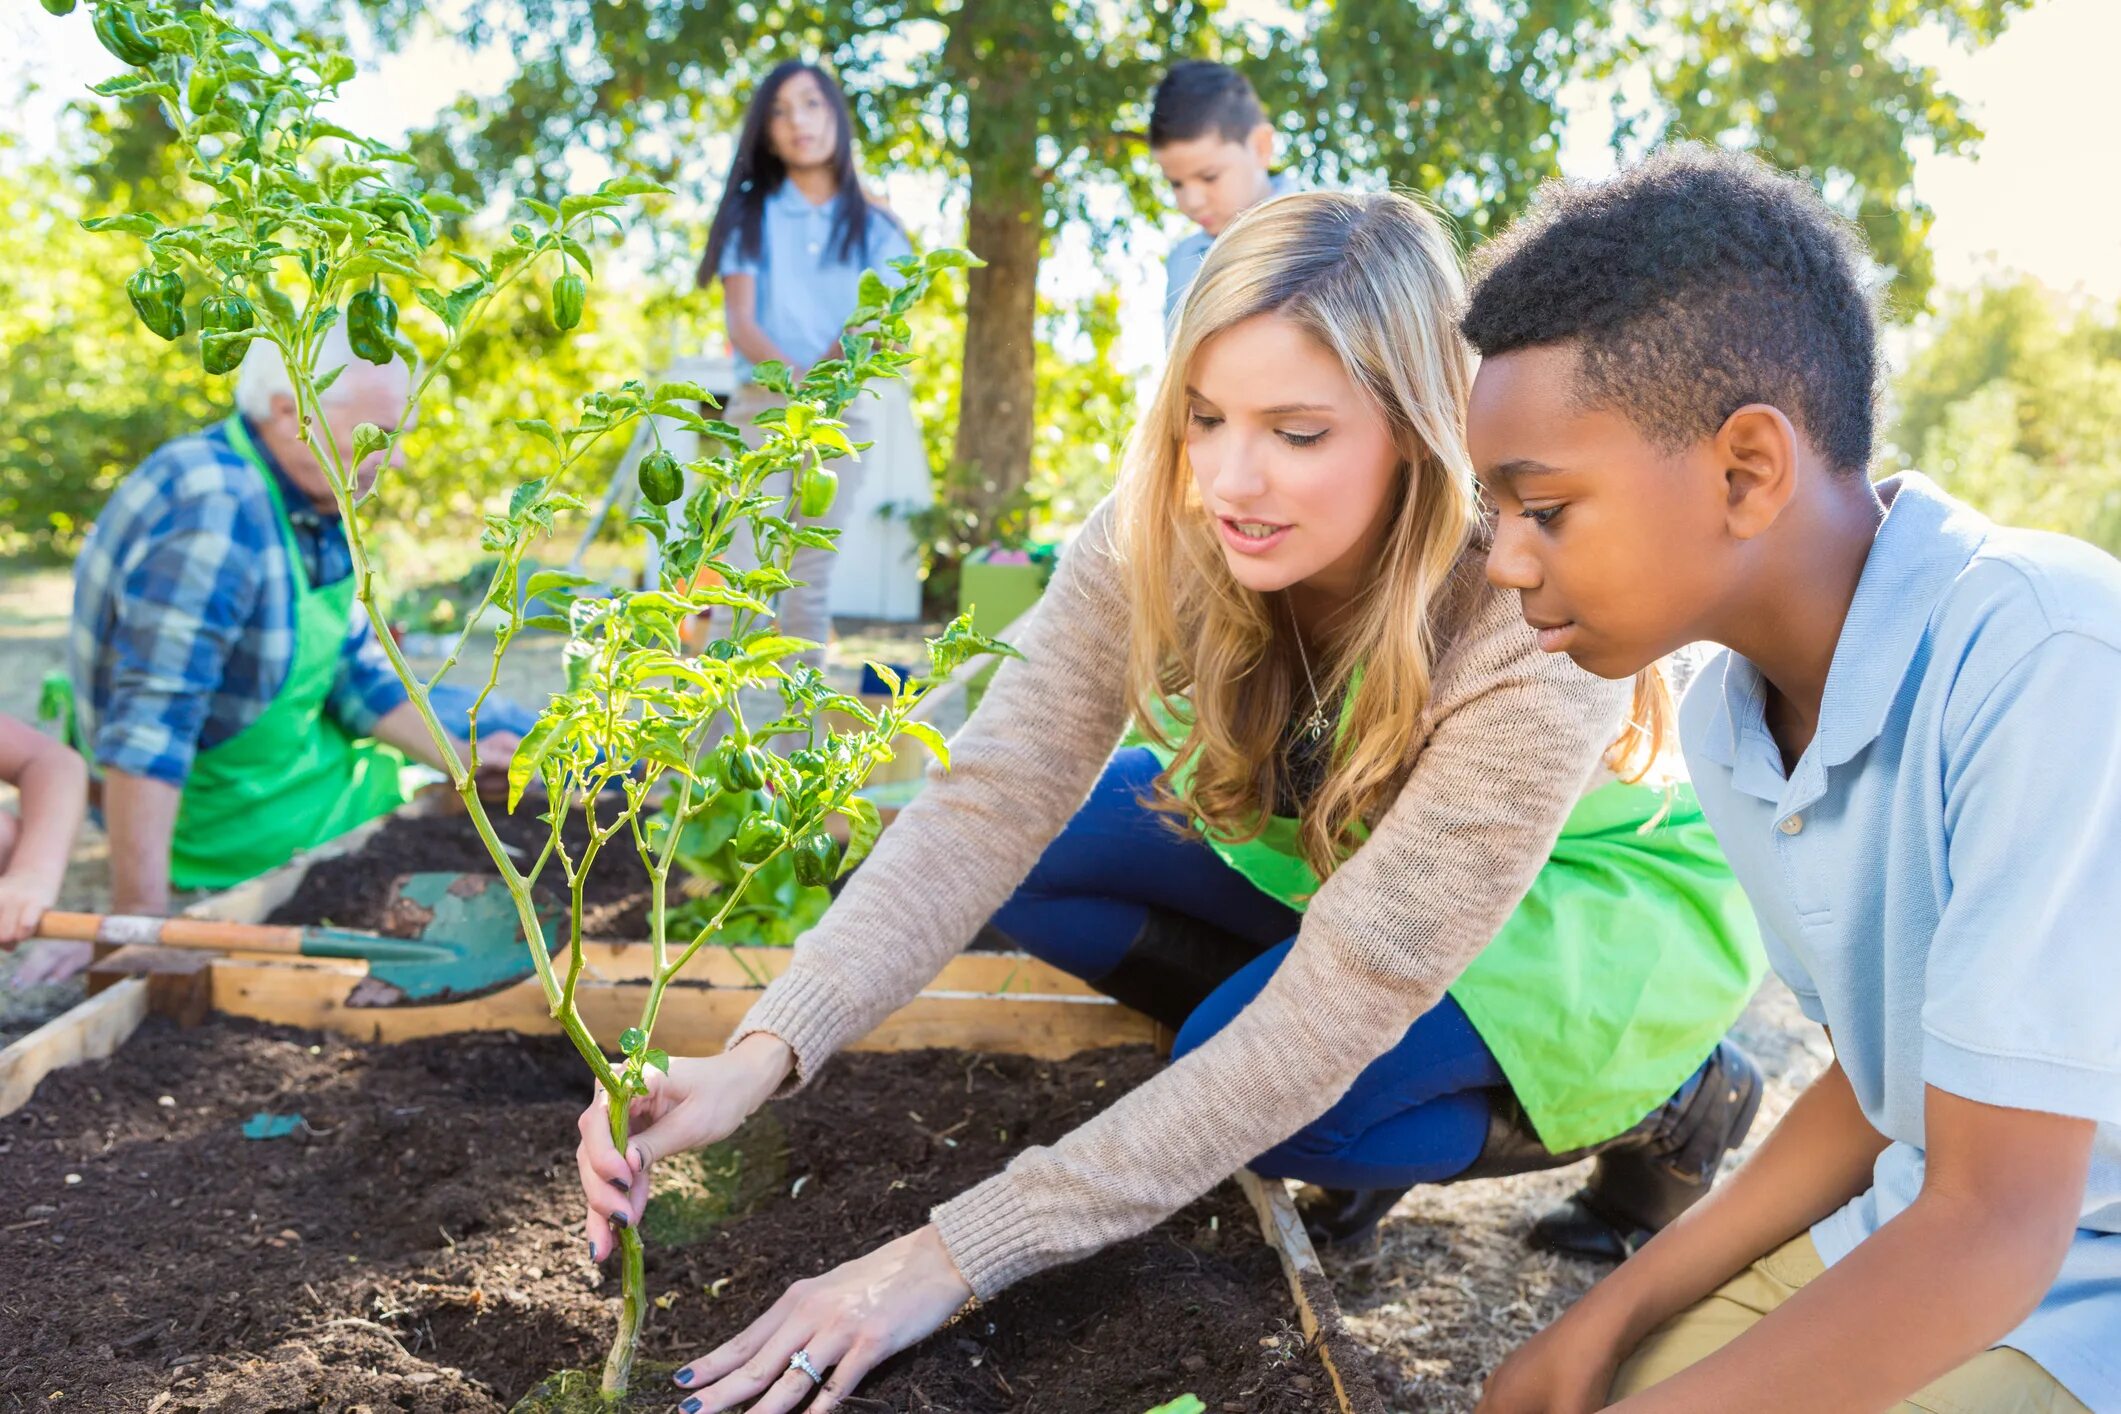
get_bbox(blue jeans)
[992,747,1507,1188]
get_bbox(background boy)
[1464,145,2119,1413]
[1149,60,1299,331]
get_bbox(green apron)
[1139,701,1764,1152]
[162,416,410,890]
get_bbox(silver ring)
[789,1349,824,1385]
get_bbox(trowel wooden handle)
[31,911,308,955]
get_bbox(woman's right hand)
[577,1031,795,1262]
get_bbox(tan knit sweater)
[730,496,1629,1298]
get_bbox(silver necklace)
[1286,603,1332,743]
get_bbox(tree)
[52,0,2038,553]
[381,0,2025,533]
[1889,277,2121,555]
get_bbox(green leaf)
[523,197,559,224]
[837,795,882,875]
[313,364,346,396]
[336,249,424,284]
[644,1048,671,1074]
[558,235,594,276]
[526,569,598,600]
[619,1026,646,1056]
[81,213,160,237]
[865,661,902,695]
[421,190,476,216]
[1141,1398,1205,1414]
[924,248,985,271]
[899,720,950,771]
[513,418,561,448]
[652,380,709,404]
[599,176,673,198]
[741,634,821,659]
[559,191,630,222]
[351,423,389,462]
[506,714,563,811]
[508,479,548,517]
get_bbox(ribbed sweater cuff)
[724,966,861,1092]
[932,1172,1045,1300]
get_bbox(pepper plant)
[51,1,1011,1399]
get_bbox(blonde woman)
[576,191,1766,1412]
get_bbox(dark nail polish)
[680,1398,701,1413]
[673,1367,694,1386]
[610,1210,629,1230]
[609,1176,631,1194]
[588,1240,598,1262]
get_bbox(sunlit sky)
[5,0,2117,378]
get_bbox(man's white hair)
[233,319,375,419]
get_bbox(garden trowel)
[28,872,558,1005]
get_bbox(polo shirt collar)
[1703,472,1989,801]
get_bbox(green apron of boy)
[165,417,410,890]
[1145,701,1764,1152]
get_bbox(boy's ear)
[1246,121,1275,169]
[1718,404,1800,541]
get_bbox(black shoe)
[1529,1039,1765,1261]
[1294,1183,1414,1250]
[1080,907,1272,1031]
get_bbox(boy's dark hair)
[1150,61,1268,148]
[1461,143,1880,473]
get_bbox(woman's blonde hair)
[1117,190,1669,879]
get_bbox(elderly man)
[51,326,529,954]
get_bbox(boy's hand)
[0,871,54,946]
[1478,1310,1624,1414]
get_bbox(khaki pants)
[1610,1235,2090,1413]
[720,382,876,668]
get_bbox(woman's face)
[1184,312,1402,604]
[767,71,838,172]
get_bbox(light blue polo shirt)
[1681,472,2121,1407]
[718,181,912,384]
[1162,170,1303,336]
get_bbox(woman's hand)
[670,1224,974,1412]
[576,1031,793,1261]
[1476,1310,1626,1414]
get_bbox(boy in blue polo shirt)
[1150,61,1300,332]
[1464,144,2119,1412]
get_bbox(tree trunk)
[951,160,1041,536]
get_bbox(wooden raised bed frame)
[12,792,1383,1413]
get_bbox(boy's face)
[1470,344,1737,680]
[1154,125,1276,237]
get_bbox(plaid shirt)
[67,418,408,787]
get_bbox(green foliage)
[0,151,219,559]
[42,2,1012,1398]
[1889,277,2121,554]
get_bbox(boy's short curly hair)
[1461,143,1881,474]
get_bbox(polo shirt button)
[1779,814,1804,835]
[807,242,820,254]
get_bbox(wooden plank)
[86,945,214,1027]
[0,979,151,1118]
[569,941,1097,996]
[207,958,1157,1058]
[1238,1170,1387,1414]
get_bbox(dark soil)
[0,1021,1337,1412]
[267,807,656,941]
[266,808,1016,953]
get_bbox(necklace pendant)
[1302,705,1331,742]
